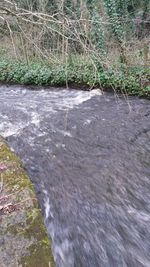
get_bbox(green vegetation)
[0,0,150,96]
[0,138,55,267]
[0,58,149,96]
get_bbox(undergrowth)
[0,58,149,97]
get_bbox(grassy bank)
[0,137,55,267]
[0,58,150,97]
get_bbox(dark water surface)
[0,85,150,267]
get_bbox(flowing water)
[0,85,150,267]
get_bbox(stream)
[0,84,150,267]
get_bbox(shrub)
[0,58,149,97]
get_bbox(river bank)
[0,137,55,267]
[0,59,149,97]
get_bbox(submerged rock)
[0,137,55,267]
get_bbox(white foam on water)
[31,112,40,127]
[84,119,91,125]
[58,89,102,109]
[0,121,26,137]
[0,114,41,138]
[127,206,150,222]
[43,189,54,220]
[0,88,102,138]
[0,107,41,137]
[59,130,72,137]
[43,187,75,266]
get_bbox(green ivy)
[0,58,149,97]
[86,0,106,54]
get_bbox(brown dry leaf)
[0,203,20,215]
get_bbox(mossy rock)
[0,137,55,267]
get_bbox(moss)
[0,142,30,188]
[0,138,55,267]
[20,208,55,267]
